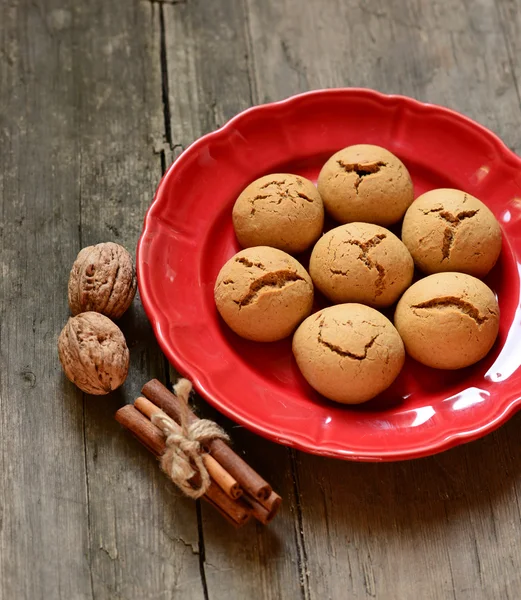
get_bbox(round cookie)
[293,304,405,404]
[309,222,414,308]
[232,173,324,254]
[394,272,499,370]
[214,246,313,342]
[401,188,502,277]
[317,144,414,225]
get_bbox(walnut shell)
[68,242,137,319]
[58,312,130,395]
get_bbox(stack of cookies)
[214,145,502,405]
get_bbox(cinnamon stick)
[115,405,165,457]
[257,491,282,515]
[204,455,242,500]
[115,404,251,526]
[242,491,281,525]
[142,379,272,500]
[116,404,200,489]
[206,482,251,526]
[134,397,242,500]
[203,495,242,528]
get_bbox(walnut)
[68,242,137,319]
[58,312,130,395]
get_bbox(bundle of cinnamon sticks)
[115,379,281,527]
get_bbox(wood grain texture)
[0,0,204,598]
[2,0,521,598]
[247,0,521,153]
[245,0,521,598]
[72,1,204,598]
[497,0,521,153]
[162,2,303,597]
[0,1,92,598]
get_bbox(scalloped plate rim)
[137,88,521,461]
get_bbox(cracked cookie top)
[292,303,405,404]
[309,222,414,308]
[394,272,500,369]
[317,144,414,226]
[402,188,502,277]
[214,246,313,342]
[232,173,324,254]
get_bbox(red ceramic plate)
[137,89,521,461]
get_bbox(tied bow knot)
[150,379,229,499]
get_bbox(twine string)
[150,379,229,499]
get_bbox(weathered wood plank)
[247,0,521,153]
[195,403,305,599]
[162,2,303,597]
[0,0,206,598]
[72,1,205,598]
[497,0,521,68]
[294,424,521,600]
[244,0,521,598]
[3,0,521,598]
[0,1,92,598]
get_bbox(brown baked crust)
[401,188,502,277]
[232,173,324,254]
[293,303,405,404]
[309,222,414,307]
[394,272,499,369]
[214,247,313,342]
[317,145,414,225]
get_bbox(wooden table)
[2,1,521,598]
